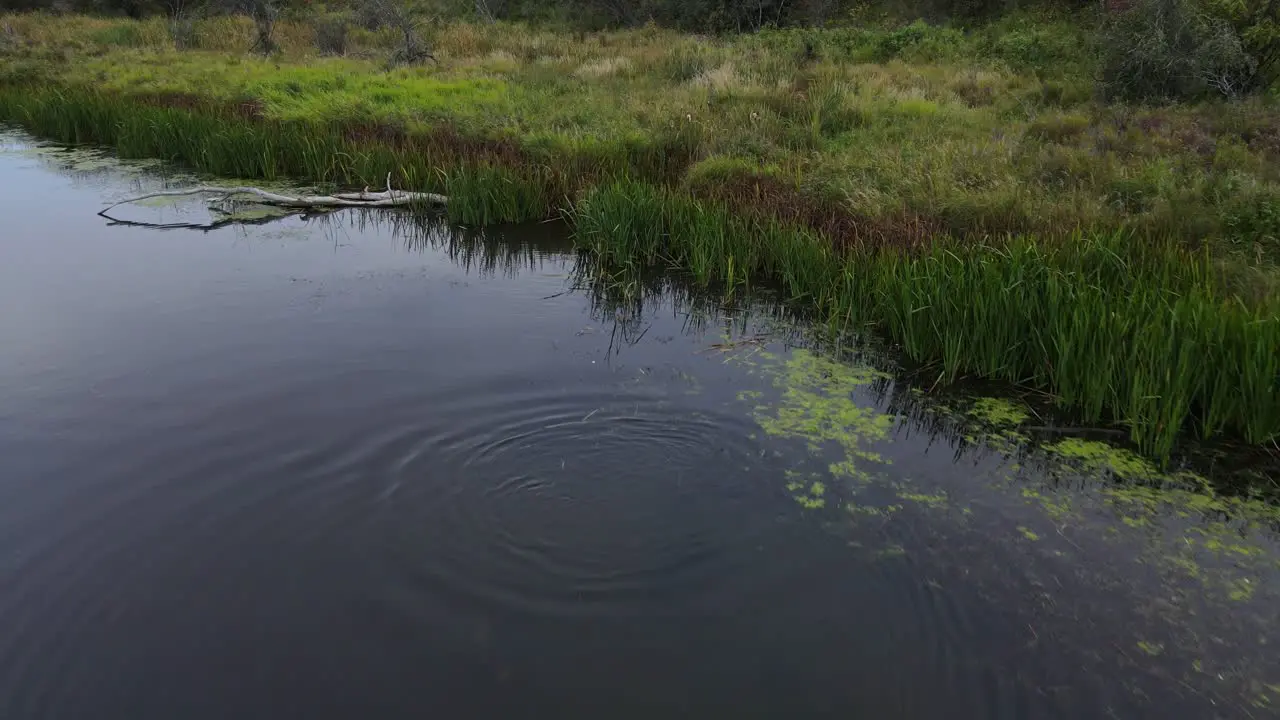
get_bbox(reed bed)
[572,182,1280,459]
[0,88,573,224]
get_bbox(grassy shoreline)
[2,12,1278,460]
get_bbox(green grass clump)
[88,23,145,48]
[572,181,836,293]
[443,165,552,225]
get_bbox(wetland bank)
[2,3,1279,461]
[1,0,1280,715]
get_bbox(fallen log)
[98,173,447,225]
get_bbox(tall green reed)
[0,88,555,222]
[570,183,1280,461]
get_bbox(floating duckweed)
[742,345,1278,634]
[846,503,902,517]
[794,493,826,510]
[748,349,895,482]
[1019,486,1076,521]
[1165,554,1202,579]
[1199,535,1265,558]
[220,205,294,222]
[1136,640,1165,656]
[874,545,907,559]
[1102,481,1280,528]
[1227,578,1255,602]
[743,349,897,508]
[899,491,949,510]
[782,471,828,509]
[1045,438,1158,479]
[939,396,1033,450]
[968,397,1031,428]
[747,348,890,438]
[828,460,877,484]
[1038,440,1280,539]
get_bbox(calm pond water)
[1,130,1277,719]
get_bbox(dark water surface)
[1,132,1277,719]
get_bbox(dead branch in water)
[98,174,447,226]
[99,206,329,232]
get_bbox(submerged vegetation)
[0,4,1278,463]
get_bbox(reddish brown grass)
[688,170,941,252]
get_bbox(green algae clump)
[968,397,1030,427]
[750,349,894,483]
[1045,438,1159,480]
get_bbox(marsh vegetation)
[0,0,1277,465]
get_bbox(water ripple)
[349,384,773,617]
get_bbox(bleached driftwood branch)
[98,173,447,225]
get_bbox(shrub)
[0,21,16,53]
[1034,143,1102,187]
[312,12,349,55]
[1222,191,1280,250]
[1027,113,1091,143]
[169,14,199,49]
[1202,0,1280,91]
[986,24,1089,75]
[1101,0,1257,101]
[950,71,997,106]
[1034,78,1094,107]
[872,20,962,62]
[90,23,145,48]
[657,43,715,82]
[246,1,279,55]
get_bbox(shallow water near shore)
[0,129,1277,719]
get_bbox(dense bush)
[975,13,1097,74]
[169,7,199,46]
[872,18,965,60]
[1101,0,1257,100]
[0,0,1094,30]
[311,9,348,53]
[1202,0,1280,90]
